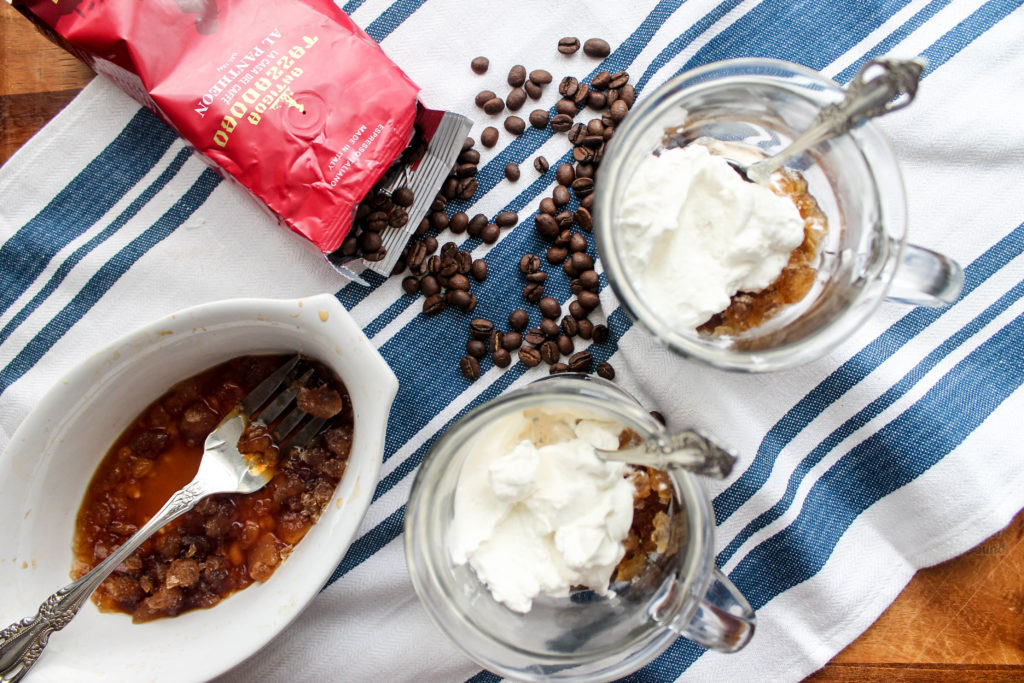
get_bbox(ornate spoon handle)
[597,430,737,479]
[0,481,207,682]
[746,57,925,184]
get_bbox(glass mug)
[594,58,964,372]
[404,375,754,682]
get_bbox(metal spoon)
[734,57,925,185]
[596,430,738,479]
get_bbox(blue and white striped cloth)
[2,0,1023,680]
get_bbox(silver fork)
[0,354,324,682]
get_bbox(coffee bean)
[416,276,438,300]
[610,99,629,122]
[471,259,487,281]
[468,213,488,237]
[557,36,581,54]
[466,339,486,358]
[407,242,427,274]
[569,278,584,295]
[401,276,419,295]
[464,292,478,313]
[591,71,611,90]
[524,80,543,99]
[423,293,445,315]
[480,223,500,244]
[392,187,415,207]
[503,162,521,183]
[569,300,586,319]
[430,211,449,232]
[458,249,474,273]
[539,197,557,215]
[586,119,604,136]
[580,269,600,290]
[523,282,544,303]
[508,64,527,87]
[340,235,358,256]
[539,296,561,319]
[583,38,611,58]
[540,340,560,365]
[519,253,541,274]
[578,318,594,339]
[581,194,594,210]
[483,97,505,115]
[568,350,593,372]
[525,271,547,283]
[620,84,636,108]
[580,135,603,149]
[586,91,607,110]
[540,318,560,339]
[603,126,615,142]
[608,71,629,89]
[570,252,594,272]
[496,211,518,228]
[577,290,600,311]
[535,213,559,239]
[557,335,574,356]
[596,361,615,380]
[555,211,574,228]
[433,191,450,210]
[550,114,573,132]
[457,178,478,200]
[470,56,489,75]
[552,185,571,206]
[574,206,593,231]
[441,241,458,259]
[572,82,590,107]
[602,111,616,127]
[560,315,579,337]
[364,210,387,232]
[569,233,588,253]
[555,99,577,117]
[475,90,496,108]
[506,87,527,112]
[502,331,522,350]
[448,273,470,291]
[358,231,382,253]
[651,410,667,426]
[573,146,596,163]
[592,324,609,343]
[556,164,575,186]
[559,76,579,98]
[534,156,550,173]
[567,123,586,145]
[481,127,499,148]
[492,348,511,368]
[576,162,595,178]
[519,346,542,367]
[454,163,477,179]
[571,177,595,197]
[458,148,481,165]
[554,230,571,248]
[504,116,526,135]
[462,137,475,152]
[438,257,458,277]
[460,355,480,380]
[423,236,438,254]
[546,246,568,265]
[549,362,569,375]
[470,318,494,339]
[524,328,546,345]
[509,309,529,331]
[488,329,504,353]
[529,109,549,129]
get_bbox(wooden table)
[3,5,1023,680]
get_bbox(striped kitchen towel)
[2,0,1023,681]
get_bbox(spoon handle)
[0,481,208,683]
[747,57,925,184]
[598,430,737,479]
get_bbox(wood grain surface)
[1,3,1023,680]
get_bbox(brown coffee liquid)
[698,169,828,335]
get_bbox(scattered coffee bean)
[540,340,560,364]
[554,229,571,248]
[549,362,569,375]
[609,99,629,122]
[448,273,470,291]
[461,137,475,151]
[535,213,558,239]
[569,278,584,295]
[580,269,600,290]
[470,318,494,339]
[592,323,609,343]
[650,410,666,425]
[523,282,545,303]
[572,82,590,107]
[519,253,541,274]
[529,109,549,129]
[460,355,480,380]
[496,211,518,228]
[583,38,611,58]
[534,156,550,173]
[458,148,481,165]
[466,339,486,358]
[574,206,593,231]
[620,84,636,108]
[571,177,595,197]
[401,276,419,295]
[524,328,546,345]
[502,331,522,350]
[475,90,496,108]
[504,116,526,135]
[457,177,478,200]
[577,290,600,311]
[608,71,629,88]
[559,76,579,98]
[581,193,594,210]
[480,222,500,244]
[470,56,489,74]
[570,252,593,272]
[563,260,579,278]
[471,259,487,281]
[551,114,574,133]
[587,118,604,136]
[552,185,570,206]
[508,64,527,87]
[519,346,542,367]
[492,348,511,368]
[591,71,611,90]
[557,36,581,54]
[569,300,586,319]
[488,329,504,353]
[539,296,561,319]
[577,318,594,339]
[555,99,577,117]
[359,231,382,253]
[481,126,499,147]
[556,163,575,186]
[509,309,529,331]
[546,246,568,265]
[557,335,574,356]
[430,211,449,232]
[554,210,574,228]
[596,361,615,380]
[423,293,445,315]
[539,197,557,215]
[525,270,547,283]
[586,90,607,110]
[483,97,505,115]
[506,87,526,111]
[524,80,543,99]
[560,315,579,337]
[576,162,595,178]
[540,318,560,338]
[568,234,587,254]
[422,236,438,255]
[457,251,473,274]
[468,213,488,237]
[567,123,586,145]
[528,69,552,85]
[392,187,415,207]
[568,350,593,372]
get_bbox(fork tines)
[240,355,332,452]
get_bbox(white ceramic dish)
[0,293,397,682]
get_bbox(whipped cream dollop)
[617,143,805,329]
[449,409,636,613]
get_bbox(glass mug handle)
[886,241,964,307]
[674,568,756,653]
